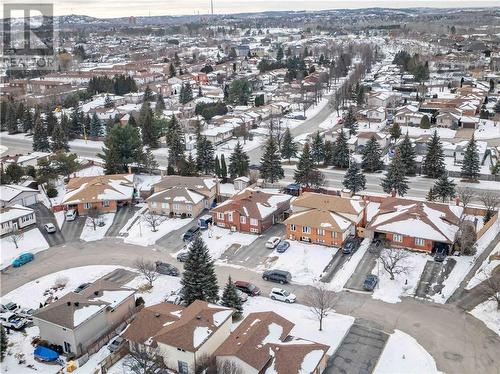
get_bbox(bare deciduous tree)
[86,207,103,231]
[480,192,499,222]
[379,247,412,280]
[454,220,477,255]
[456,186,475,210]
[481,269,500,310]
[7,228,24,249]
[143,211,166,232]
[134,258,159,287]
[306,283,336,331]
[123,345,168,374]
[195,355,243,374]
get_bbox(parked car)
[0,313,27,330]
[65,209,77,221]
[265,236,281,249]
[176,251,190,262]
[165,294,184,305]
[363,275,379,291]
[276,240,290,253]
[342,236,361,255]
[108,336,124,352]
[12,253,34,268]
[17,308,36,320]
[0,302,19,313]
[434,247,447,262]
[197,215,212,229]
[155,261,180,276]
[74,282,91,293]
[269,288,296,303]
[43,223,57,234]
[369,238,383,253]
[236,289,248,303]
[262,269,292,284]
[182,226,200,242]
[234,281,261,296]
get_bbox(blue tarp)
[34,346,59,362]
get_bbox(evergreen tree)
[260,137,284,183]
[89,113,102,138]
[426,187,437,202]
[143,85,154,102]
[179,83,193,104]
[422,130,445,178]
[294,142,316,185]
[69,106,82,139]
[181,235,219,305]
[323,140,334,166]
[332,130,350,169]
[6,102,18,134]
[389,122,402,142]
[198,85,203,98]
[311,131,325,165]
[196,136,215,175]
[398,133,417,176]
[32,116,50,152]
[361,136,383,172]
[60,113,70,138]
[128,114,137,127]
[381,150,408,196]
[179,153,198,176]
[99,124,144,174]
[138,148,158,175]
[433,174,456,202]
[169,63,176,78]
[280,128,297,163]
[276,46,284,61]
[343,106,358,135]
[493,100,500,114]
[21,107,33,133]
[138,101,158,148]
[343,161,366,194]
[166,115,185,169]
[51,122,69,153]
[44,109,57,135]
[220,154,228,180]
[104,95,114,108]
[420,115,430,129]
[155,93,166,116]
[221,276,242,319]
[460,135,480,182]
[214,155,221,178]
[228,141,250,179]
[0,325,8,362]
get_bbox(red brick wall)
[285,223,345,247]
[385,233,434,251]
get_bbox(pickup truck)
[0,312,28,330]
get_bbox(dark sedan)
[155,261,180,276]
[363,275,378,291]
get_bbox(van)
[262,269,292,284]
[182,226,200,242]
[197,215,213,229]
[65,209,77,221]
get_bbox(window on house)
[174,203,180,210]
[84,203,91,209]
[250,218,258,226]
[250,228,259,233]
[162,202,169,209]
[290,224,296,231]
[332,231,337,238]
[240,216,246,224]
[217,212,224,220]
[187,204,192,211]
[393,234,403,242]
[103,200,110,207]
[415,237,425,246]
[317,229,324,236]
[63,342,72,353]
[152,202,157,208]
[302,226,311,234]
[178,361,188,374]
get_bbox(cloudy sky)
[4,0,498,18]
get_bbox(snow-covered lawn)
[74,164,104,177]
[240,296,354,355]
[470,300,500,337]
[54,211,65,230]
[373,329,440,374]
[80,213,115,242]
[258,241,337,286]
[330,238,370,292]
[0,228,50,269]
[475,120,500,140]
[431,216,500,303]
[120,208,193,246]
[371,251,429,304]
[215,136,265,159]
[400,125,456,139]
[467,241,500,289]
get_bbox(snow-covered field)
[371,251,429,304]
[120,208,193,246]
[400,125,456,139]
[431,216,500,303]
[0,228,50,269]
[470,300,500,337]
[330,238,370,292]
[80,213,115,242]
[373,330,440,374]
[258,241,337,286]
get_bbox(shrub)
[46,185,58,198]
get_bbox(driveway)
[106,205,139,237]
[31,203,65,246]
[61,216,86,242]
[326,318,389,374]
[344,249,380,291]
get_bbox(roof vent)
[74,302,80,307]
[94,291,99,296]
[67,301,71,306]
[196,315,202,320]
[155,313,160,317]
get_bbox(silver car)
[44,223,57,233]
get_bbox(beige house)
[32,274,137,356]
[123,300,233,374]
[147,176,218,217]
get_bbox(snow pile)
[371,251,429,304]
[80,213,115,241]
[193,326,212,348]
[0,228,49,269]
[74,165,104,177]
[260,242,337,286]
[299,350,326,373]
[469,300,500,337]
[54,210,65,229]
[195,226,258,260]
[261,323,284,345]
[74,305,105,326]
[330,238,370,292]
[374,330,440,374]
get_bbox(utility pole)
[210,0,214,15]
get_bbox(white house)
[0,185,39,208]
[0,205,36,236]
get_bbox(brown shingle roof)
[62,174,134,205]
[152,176,216,197]
[284,209,352,232]
[292,192,365,217]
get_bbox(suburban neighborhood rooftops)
[62,174,134,205]
[0,185,39,203]
[284,209,352,232]
[292,192,365,218]
[0,204,35,223]
[147,186,205,205]
[152,175,217,195]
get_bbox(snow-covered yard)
[120,208,193,246]
[215,136,265,159]
[0,228,50,269]
[400,125,456,139]
[330,238,370,292]
[54,211,65,230]
[474,120,500,140]
[467,241,500,289]
[373,329,440,374]
[470,300,500,337]
[80,213,115,242]
[371,250,429,304]
[258,241,337,286]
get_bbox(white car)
[43,223,57,233]
[265,236,281,249]
[65,209,77,221]
[236,289,248,303]
[269,288,296,303]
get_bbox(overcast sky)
[3,0,498,18]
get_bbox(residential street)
[1,238,499,374]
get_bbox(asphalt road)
[2,238,499,374]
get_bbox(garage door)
[22,195,37,206]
